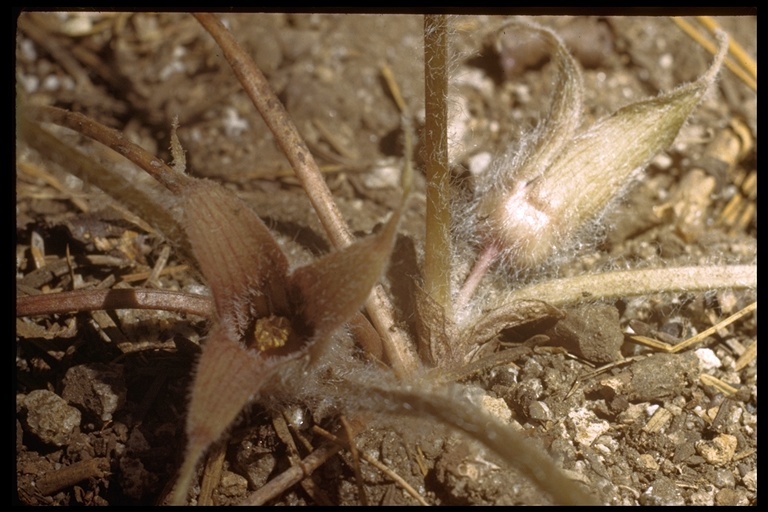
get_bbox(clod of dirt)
[567,406,610,448]
[640,475,685,506]
[547,304,624,363]
[214,471,249,505]
[62,363,127,424]
[597,352,698,402]
[21,389,81,447]
[696,433,738,466]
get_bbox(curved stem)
[21,105,192,194]
[455,243,501,320]
[503,264,756,307]
[16,288,213,319]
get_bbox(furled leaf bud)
[477,22,728,271]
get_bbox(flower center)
[249,315,294,352]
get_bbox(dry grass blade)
[629,301,756,353]
[671,16,756,90]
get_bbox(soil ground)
[16,13,755,505]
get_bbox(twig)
[629,301,756,353]
[34,458,110,497]
[340,416,368,506]
[313,424,430,506]
[16,288,213,318]
[198,441,226,506]
[241,439,344,505]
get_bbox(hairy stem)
[423,15,453,316]
[503,264,756,307]
[353,385,599,505]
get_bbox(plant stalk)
[503,264,756,307]
[423,14,453,317]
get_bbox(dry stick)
[198,441,226,506]
[193,13,419,377]
[630,301,757,354]
[242,439,345,505]
[313,424,430,506]
[423,15,453,317]
[339,416,368,506]
[34,458,110,497]
[16,288,213,318]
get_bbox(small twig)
[241,438,345,505]
[144,245,171,288]
[700,373,739,396]
[313,424,429,506]
[34,458,110,497]
[340,416,368,506]
[629,301,756,353]
[16,288,213,318]
[17,159,90,213]
[198,441,226,506]
[271,412,333,506]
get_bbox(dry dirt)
[16,13,756,505]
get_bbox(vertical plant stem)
[423,15,453,318]
[193,13,419,376]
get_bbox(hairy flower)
[475,21,728,271]
[171,176,407,504]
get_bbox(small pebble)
[22,390,81,447]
